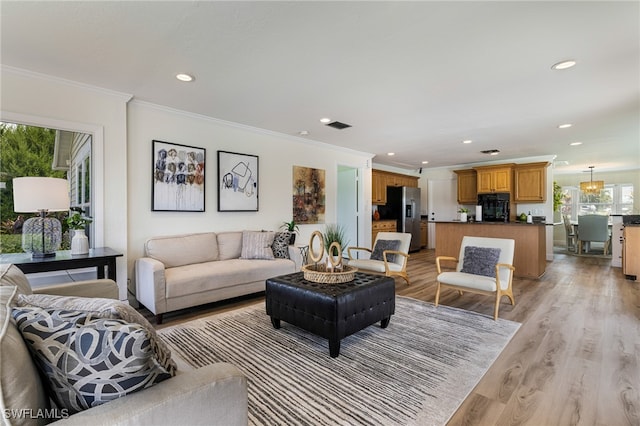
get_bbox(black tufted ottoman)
[265,272,395,357]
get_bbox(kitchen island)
[435,221,546,278]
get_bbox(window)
[561,183,634,221]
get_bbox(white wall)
[127,101,373,287]
[1,67,130,299]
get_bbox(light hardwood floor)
[146,249,639,425]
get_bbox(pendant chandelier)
[580,166,604,194]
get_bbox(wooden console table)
[0,247,123,281]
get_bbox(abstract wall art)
[292,165,325,224]
[152,140,205,212]
[217,150,259,211]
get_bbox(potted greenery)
[66,208,92,255]
[323,224,349,257]
[458,207,469,222]
[281,220,299,244]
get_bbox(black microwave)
[478,193,510,222]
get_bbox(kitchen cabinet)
[475,164,513,193]
[514,162,549,202]
[623,225,640,280]
[372,170,418,205]
[454,169,477,204]
[372,171,387,204]
[420,220,428,248]
[372,220,396,243]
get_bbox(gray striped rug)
[158,296,520,425]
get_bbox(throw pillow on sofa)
[12,306,174,415]
[272,231,292,259]
[240,231,276,260]
[16,293,177,377]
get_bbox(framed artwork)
[292,165,325,224]
[152,140,205,212]
[217,150,259,211]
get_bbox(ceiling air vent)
[480,149,500,155]
[325,121,352,130]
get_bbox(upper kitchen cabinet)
[514,162,550,202]
[474,164,514,194]
[372,171,388,204]
[454,169,477,204]
[371,170,418,205]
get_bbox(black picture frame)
[152,140,205,212]
[217,150,259,211]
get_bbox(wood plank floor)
[146,249,639,425]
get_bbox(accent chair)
[435,236,515,320]
[347,232,411,285]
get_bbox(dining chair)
[435,236,515,320]
[577,214,610,255]
[563,215,576,252]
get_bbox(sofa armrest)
[33,279,118,299]
[135,257,168,315]
[51,363,247,426]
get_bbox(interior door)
[337,166,359,256]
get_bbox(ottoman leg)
[380,317,391,329]
[329,339,341,358]
[270,317,281,329]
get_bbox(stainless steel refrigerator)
[386,186,422,252]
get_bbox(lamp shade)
[13,177,70,212]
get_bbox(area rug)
[158,296,520,426]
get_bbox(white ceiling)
[1,1,638,174]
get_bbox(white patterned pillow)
[12,307,174,415]
[271,232,291,259]
[240,231,275,260]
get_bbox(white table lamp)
[13,177,70,258]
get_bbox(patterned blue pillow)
[460,246,501,278]
[370,239,401,263]
[12,307,174,415]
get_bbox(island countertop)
[432,220,546,226]
[435,221,546,278]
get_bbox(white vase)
[70,229,89,255]
[460,212,468,222]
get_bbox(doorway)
[337,165,360,256]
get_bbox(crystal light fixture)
[579,166,604,194]
[13,177,70,258]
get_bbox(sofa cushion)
[370,239,401,263]
[217,232,243,260]
[165,259,295,298]
[460,246,501,278]
[240,231,275,260]
[271,232,291,259]
[12,306,174,415]
[16,294,176,377]
[0,263,33,295]
[145,232,218,268]
[0,286,50,426]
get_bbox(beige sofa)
[0,264,247,426]
[136,231,300,323]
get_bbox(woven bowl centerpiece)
[302,231,357,284]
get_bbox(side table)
[0,247,123,281]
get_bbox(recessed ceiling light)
[176,73,194,82]
[421,161,429,164]
[387,152,395,156]
[462,140,473,144]
[558,123,573,129]
[298,130,309,136]
[551,60,576,70]
[570,141,583,146]
[320,118,331,123]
